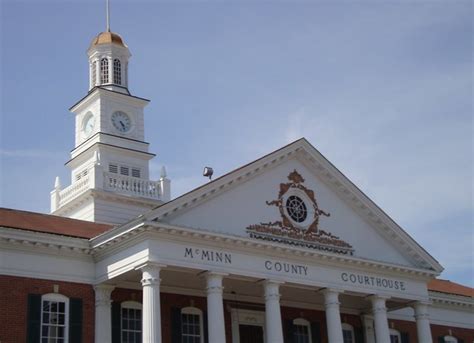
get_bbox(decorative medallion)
[246,170,354,255]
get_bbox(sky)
[1,1,472,286]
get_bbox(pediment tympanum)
[246,170,353,255]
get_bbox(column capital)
[94,284,115,307]
[262,279,283,301]
[413,301,431,320]
[205,272,227,294]
[367,295,390,315]
[137,263,166,287]
[321,288,343,308]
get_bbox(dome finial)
[106,0,111,32]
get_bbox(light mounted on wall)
[203,167,214,180]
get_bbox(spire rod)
[106,0,110,32]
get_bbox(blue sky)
[1,1,472,286]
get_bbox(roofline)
[97,138,443,273]
[69,87,150,112]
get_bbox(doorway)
[231,309,266,343]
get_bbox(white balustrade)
[58,174,91,207]
[103,171,161,200]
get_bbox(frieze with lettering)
[341,272,406,291]
[184,247,232,264]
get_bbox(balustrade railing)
[58,174,91,207]
[104,171,161,200]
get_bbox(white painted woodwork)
[205,272,227,343]
[140,264,163,343]
[369,295,391,343]
[263,280,284,343]
[414,302,433,343]
[322,289,344,343]
[94,284,115,343]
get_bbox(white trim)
[342,323,355,343]
[231,308,266,343]
[293,318,312,343]
[41,293,69,343]
[444,335,458,343]
[181,307,204,343]
[389,328,401,343]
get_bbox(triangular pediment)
[143,139,442,273]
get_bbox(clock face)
[83,113,95,137]
[111,111,132,133]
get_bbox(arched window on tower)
[101,58,109,84]
[113,59,121,85]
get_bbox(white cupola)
[87,31,131,94]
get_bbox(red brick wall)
[3,277,473,343]
[0,275,95,343]
[431,323,474,342]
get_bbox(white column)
[368,295,391,343]
[140,263,164,343]
[94,284,115,343]
[414,302,433,343]
[263,280,284,343]
[322,289,344,343]
[361,315,376,343]
[206,272,227,343]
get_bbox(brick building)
[1,17,473,343]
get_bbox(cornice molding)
[91,221,438,280]
[0,226,92,258]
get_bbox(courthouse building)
[1,24,473,343]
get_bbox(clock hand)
[120,121,125,129]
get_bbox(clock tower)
[50,30,170,225]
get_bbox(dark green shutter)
[458,339,464,343]
[354,327,364,343]
[26,294,41,343]
[203,310,209,343]
[171,307,182,342]
[401,332,409,343]
[69,298,83,343]
[111,302,121,343]
[284,319,295,343]
[438,337,445,343]
[311,321,321,343]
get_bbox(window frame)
[40,293,69,343]
[342,323,355,343]
[389,329,401,343]
[113,59,122,85]
[181,306,204,343]
[101,58,109,84]
[121,301,142,343]
[293,318,312,343]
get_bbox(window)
[75,169,88,181]
[41,293,69,343]
[444,336,458,343]
[92,61,97,86]
[121,301,142,343]
[120,166,129,176]
[109,164,118,174]
[293,318,311,343]
[181,307,203,343]
[390,329,401,343]
[114,59,122,85]
[131,168,141,178]
[342,323,355,343]
[101,58,109,84]
[286,195,308,222]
